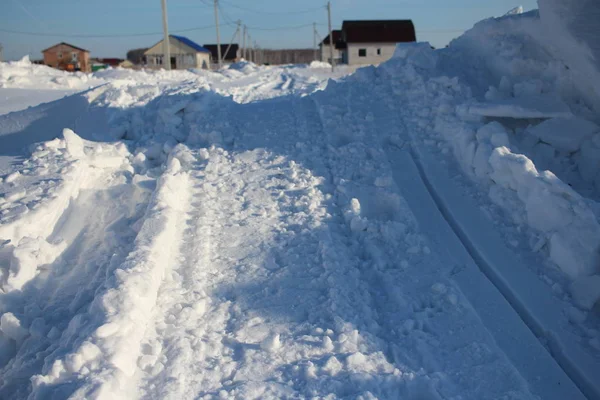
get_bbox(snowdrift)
[0,56,101,90]
[426,8,600,300]
[538,0,600,114]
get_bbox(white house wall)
[346,43,397,65]
[196,53,211,69]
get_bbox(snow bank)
[434,9,600,285]
[538,0,600,113]
[309,61,332,69]
[0,58,102,90]
[437,116,600,280]
[489,145,600,279]
[30,149,192,399]
[0,129,131,293]
[225,60,259,74]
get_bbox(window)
[358,48,367,57]
[58,52,63,59]
[377,48,382,56]
[71,52,78,62]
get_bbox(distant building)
[90,58,125,72]
[337,20,416,66]
[259,49,314,65]
[127,48,148,65]
[42,42,91,72]
[319,30,343,65]
[203,44,240,65]
[144,35,212,70]
[96,58,124,67]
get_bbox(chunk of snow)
[0,313,28,342]
[309,61,332,69]
[260,333,281,352]
[570,275,600,310]
[579,137,600,182]
[526,117,599,153]
[62,128,86,159]
[4,172,21,183]
[468,96,572,119]
[4,237,67,292]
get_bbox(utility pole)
[214,0,222,68]
[313,22,318,61]
[327,1,335,72]
[248,35,252,62]
[161,0,171,70]
[242,25,247,60]
[224,20,241,65]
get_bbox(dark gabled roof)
[341,20,416,43]
[320,30,342,46]
[170,35,211,53]
[42,42,90,53]
[203,44,239,61]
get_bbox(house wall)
[195,52,211,70]
[319,45,342,64]
[145,37,211,70]
[346,42,397,66]
[43,44,90,72]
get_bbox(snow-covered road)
[2,6,600,399]
[1,88,584,399]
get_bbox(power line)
[219,0,324,15]
[218,3,237,25]
[0,24,235,38]
[245,23,323,31]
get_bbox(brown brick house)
[42,42,91,72]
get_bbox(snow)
[309,61,332,69]
[526,117,599,153]
[467,96,573,119]
[0,89,80,115]
[538,0,600,113]
[0,5,599,399]
[505,6,524,16]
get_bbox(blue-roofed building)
[144,35,212,70]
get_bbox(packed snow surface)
[1,5,600,400]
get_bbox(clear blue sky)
[0,0,538,61]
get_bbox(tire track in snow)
[309,76,548,399]
[136,145,334,399]
[0,135,153,399]
[24,157,192,399]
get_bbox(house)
[144,35,212,70]
[42,42,91,72]
[338,20,416,66]
[96,58,124,67]
[126,47,149,65]
[319,30,344,64]
[203,44,240,65]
